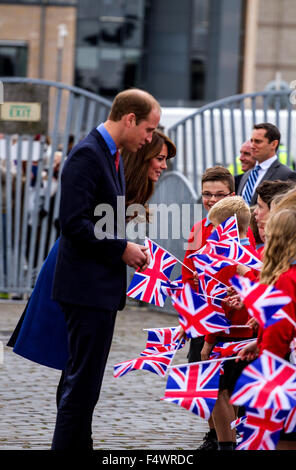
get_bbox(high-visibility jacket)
[228,145,294,174]
[228,156,243,175]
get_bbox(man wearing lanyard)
[238,122,296,206]
[51,88,161,450]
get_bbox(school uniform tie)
[242,165,261,205]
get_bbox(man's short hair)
[256,179,296,208]
[201,166,235,193]
[208,196,251,235]
[253,123,281,151]
[109,88,160,124]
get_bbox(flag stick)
[146,237,195,274]
[143,326,180,332]
[168,355,241,369]
[145,237,229,289]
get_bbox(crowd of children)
[180,165,296,451]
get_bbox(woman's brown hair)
[122,129,176,221]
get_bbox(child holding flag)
[235,207,296,449]
[181,167,255,450]
[196,196,258,450]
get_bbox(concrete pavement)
[0,301,208,450]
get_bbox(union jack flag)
[235,407,288,450]
[113,350,175,378]
[230,275,292,328]
[283,407,296,433]
[210,339,256,359]
[191,252,236,276]
[127,238,177,307]
[140,345,179,355]
[230,349,296,410]
[170,283,231,338]
[290,338,296,365]
[198,272,228,313]
[160,276,183,297]
[231,415,247,431]
[143,326,185,353]
[209,239,262,270]
[145,326,181,348]
[161,360,222,419]
[198,272,228,299]
[206,216,240,254]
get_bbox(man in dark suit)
[237,123,296,205]
[51,89,161,450]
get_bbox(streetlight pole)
[56,24,68,83]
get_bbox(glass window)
[98,19,143,48]
[76,19,100,46]
[75,0,146,98]
[191,0,210,52]
[0,45,28,77]
[191,58,206,101]
[77,0,101,19]
[99,21,123,47]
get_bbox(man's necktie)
[114,150,120,172]
[242,165,261,205]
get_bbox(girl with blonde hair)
[238,208,296,449]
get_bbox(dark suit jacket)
[52,128,127,311]
[234,173,244,193]
[237,159,296,205]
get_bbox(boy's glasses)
[201,192,232,200]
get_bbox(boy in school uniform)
[181,167,255,450]
[199,196,258,450]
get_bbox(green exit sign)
[0,102,41,122]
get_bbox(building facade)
[0,0,295,106]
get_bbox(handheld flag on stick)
[169,283,231,338]
[230,275,294,329]
[235,407,288,450]
[113,350,175,378]
[230,349,296,410]
[161,360,222,420]
[126,238,178,307]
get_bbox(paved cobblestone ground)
[0,301,208,450]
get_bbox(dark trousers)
[51,303,117,450]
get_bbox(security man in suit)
[237,123,296,206]
[51,89,161,450]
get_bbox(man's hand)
[122,242,150,271]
